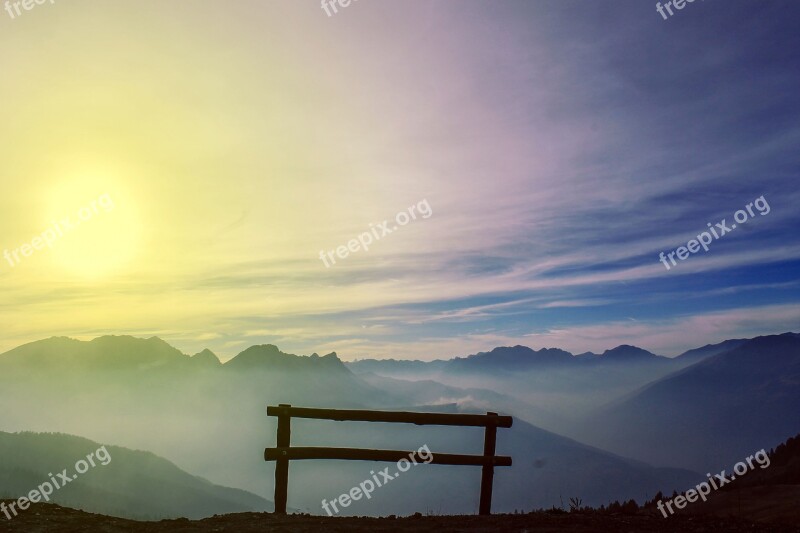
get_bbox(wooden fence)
[264,404,513,515]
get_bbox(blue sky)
[1,0,798,360]
[299,0,800,359]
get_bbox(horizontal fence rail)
[265,446,513,466]
[264,404,513,516]
[266,405,513,428]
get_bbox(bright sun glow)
[43,171,142,279]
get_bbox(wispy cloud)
[0,1,797,361]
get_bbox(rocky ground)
[1,504,799,533]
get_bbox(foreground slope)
[0,505,795,533]
[649,431,800,526]
[0,432,270,520]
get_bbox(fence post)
[479,412,498,515]
[274,403,291,514]
[265,405,512,515]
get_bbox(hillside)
[656,432,800,526]
[579,334,800,471]
[0,432,269,520]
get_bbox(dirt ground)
[1,504,799,533]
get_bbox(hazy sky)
[1,0,798,361]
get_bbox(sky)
[1,0,798,361]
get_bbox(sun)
[43,171,142,279]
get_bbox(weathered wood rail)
[264,404,513,515]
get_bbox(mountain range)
[574,333,800,471]
[1,332,797,517]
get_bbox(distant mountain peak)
[1,334,192,371]
[192,348,221,366]
[225,345,347,372]
[260,343,281,352]
[88,335,188,361]
[452,345,574,370]
[600,345,660,360]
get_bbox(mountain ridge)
[576,333,800,471]
[0,431,270,520]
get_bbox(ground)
[1,504,799,533]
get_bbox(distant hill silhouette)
[450,346,575,371]
[226,344,348,373]
[0,335,699,515]
[579,334,800,472]
[594,345,663,362]
[191,349,222,367]
[346,340,703,433]
[0,431,269,520]
[348,342,673,376]
[674,338,749,364]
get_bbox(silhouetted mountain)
[0,335,696,515]
[225,345,348,373]
[0,336,189,377]
[675,338,748,364]
[0,431,269,520]
[347,342,690,434]
[192,348,221,367]
[450,345,574,372]
[346,358,448,377]
[348,343,670,376]
[579,334,800,472]
[594,345,664,362]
